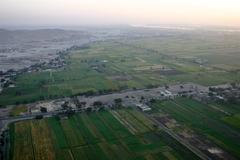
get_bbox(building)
[160,90,173,98]
[136,103,151,112]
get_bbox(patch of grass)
[223,114,240,130]
[116,109,150,134]
[47,117,68,149]
[60,117,85,147]
[9,105,28,117]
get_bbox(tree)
[150,99,156,103]
[40,107,47,113]
[79,101,86,107]
[153,124,158,131]
[61,102,69,109]
[15,101,20,105]
[85,90,95,96]
[208,92,214,97]
[228,96,238,104]
[114,98,122,104]
[39,95,45,100]
[35,115,43,119]
[98,106,105,111]
[86,107,92,113]
[93,101,102,107]
[209,87,215,92]
[66,109,75,117]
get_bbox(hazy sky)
[0,0,240,27]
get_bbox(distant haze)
[1,0,240,27]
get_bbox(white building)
[136,103,151,112]
[161,90,173,97]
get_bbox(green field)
[1,33,240,105]
[151,97,240,159]
[9,109,200,160]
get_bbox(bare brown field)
[31,120,55,160]
[12,121,34,160]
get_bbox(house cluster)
[22,83,210,116]
[5,82,212,118]
[25,55,66,74]
[30,98,76,113]
[160,90,174,98]
[0,70,16,93]
[208,83,240,103]
[0,50,68,93]
[42,56,66,70]
[75,83,209,112]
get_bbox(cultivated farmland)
[151,97,240,159]
[9,109,200,160]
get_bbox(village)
[25,83,240,114]
[18,83,207,114]
[1,82,239,120]
[0,48,74,95]
[0,43,102,96]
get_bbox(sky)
[0,0,240,27]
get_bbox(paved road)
[0,111,61,134]
[0,109,85,134]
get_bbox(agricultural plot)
[9,109,200,160]
[223,114,240,130]
[126,33,240,67]
[151,97,240,159]
[9,121,34,160]
[1,34,240,105]
[30,120,56,160]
